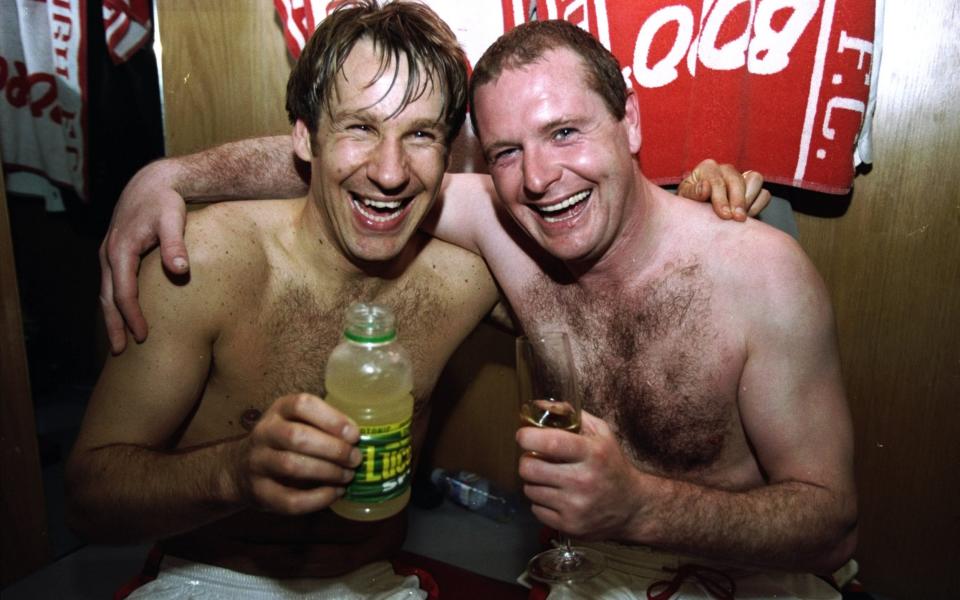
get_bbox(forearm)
[66,437,247,544]
[628,475,857,574]
[162,135,307,202]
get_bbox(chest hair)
[520,260,732,474]
[256,278,443,418]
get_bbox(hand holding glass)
[516,332,605,583]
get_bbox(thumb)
[157,209,190,274]
[677,171,710,202]
[579,409,611,437]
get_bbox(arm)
[100,135,305,353]
[426,172,499,255]
[71,223,358,543]
[516,239,855,573]
[430,164,769,251]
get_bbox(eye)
[553,127,577,140]
[411,130,437,141]
[488,147,518,165]
[347,123,372,133]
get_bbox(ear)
[622,90,642,155]
[292,120,314,162]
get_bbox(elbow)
[63,456,123,544]
[813,520,858,575]
[809,497,859,575]
[63,459,99,542]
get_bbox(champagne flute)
[516,331,605,583]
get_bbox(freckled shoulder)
[412,237,499,307]
[137,200,294,333]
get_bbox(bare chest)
[514,261,747,476]
[187,273,475,442]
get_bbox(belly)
[160,508,406,577]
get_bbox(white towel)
[520,540,842,600]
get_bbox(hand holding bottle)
[234,392,362,515]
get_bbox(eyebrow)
[331,109,443,130]
[482,115,581,160]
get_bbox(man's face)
[473,48,641,264]
[297,38,448,264]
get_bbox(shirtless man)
[66,3,500,596]
[69,2,760,597]
[446,20,857,595]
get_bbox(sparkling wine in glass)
[516,331,605,583]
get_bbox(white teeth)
[539,190,590,222]
[362,198,402,209]
[353,198,403,223]
[540,190,590,212]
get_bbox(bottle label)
[345,417,412,504]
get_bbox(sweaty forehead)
[332,40,441,119]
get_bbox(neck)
[295,192,420,284]
[565,172,669,285]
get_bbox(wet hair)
[469,19,627,136]
[285,0,468,145]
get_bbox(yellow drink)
[325,303,413,521]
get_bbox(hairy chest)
[515,261,745,476]
[195,273,471,439]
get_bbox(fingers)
[682,160,774,222]
[254,418,361,469]
[743,170,772,217]
[157,207,190,274]
[253,394,361,470]
[528,498,564,532]
[577,410,611,437]
[242,394,362,513]
[98,241,128,354]
[108,237,149,344]
[275,393,360,445]
[710,165,746,221]
[246,475,346,515]
[516,427,583,463]
[249,444,356,487]
[677,169,709,203]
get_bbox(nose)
[367,137,410,193]
[521,145,561,197]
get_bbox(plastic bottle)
[326,302,413,521]
[430,468,517,522]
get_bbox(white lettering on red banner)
[538,0,875,193]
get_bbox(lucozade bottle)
[326,302,413,521]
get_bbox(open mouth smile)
[351,193,413,223]
[535,189,591,223]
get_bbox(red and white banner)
[274,0,529,68]
[1,0,88,206]
[537,0,877,194]
[103,0,152,65]
[274,1,875,194]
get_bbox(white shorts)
[521,541,840,600]
[126,556,427,600]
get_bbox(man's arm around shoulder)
[101,135,304,352]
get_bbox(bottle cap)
[344,302,396,343]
